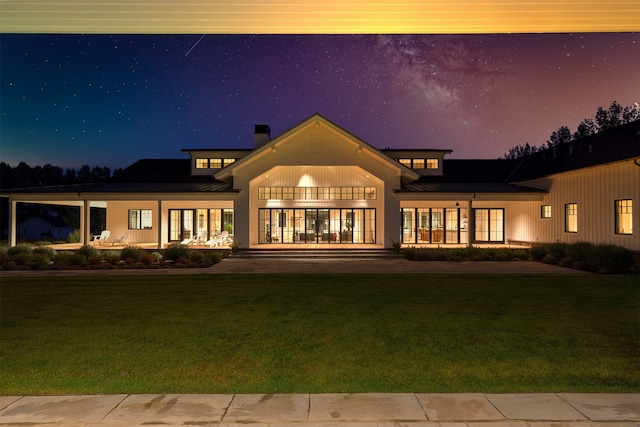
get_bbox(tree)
[547,125,572,147]
[573,118,596,140]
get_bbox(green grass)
[1,274,638,394]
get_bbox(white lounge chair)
[205,230,229,247]
[111,230,129,246]
[181,231,204,246]
[93,230,110,245]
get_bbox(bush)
[559,257,576,268]
[566,241,594,262]
[163,244,192,261]
[2,261,18,270]
[547,242,568,260]
[67,229,81,243]
[139,252,155,266]
[529,245,547,261]
[542,254,557,265]
[588,244,634,274]
[207,251,223,264]
[190,251,205,263]
[151,252,163,262]
[33,246,56,259]
[101,250,122,265]
[11,252,32,265]
[7,244,33,257]
[30,253,51,270]
[76,244,98,258]
[120,246,144,263]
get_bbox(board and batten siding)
[523,159,639,251]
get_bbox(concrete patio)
[1,393,638,426]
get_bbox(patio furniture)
[204,230,228,247]
[93,230,110,245]
[111,230,129,246]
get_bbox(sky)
[1,33,638,171]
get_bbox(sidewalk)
[1,393,639,426]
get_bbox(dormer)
[181,149,252,176]
[381,149,452,176]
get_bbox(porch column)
[467,199,475,246]
[157,199,163,250]
[9,199,17,247]
[81,199,91,245]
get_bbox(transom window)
[259,186,376,200]
[615,199,633,235]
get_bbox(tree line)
[0,162,122,189]
[501,101,640,159]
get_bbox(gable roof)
[214,113,420,181]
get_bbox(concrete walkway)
[1,393,639,426]
[0,258,588,276]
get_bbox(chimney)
[254,124,271,149]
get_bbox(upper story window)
[397,158,440,169]
[259,186,377,200]
[194,158,235,169]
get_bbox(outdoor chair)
[111,230,129,246]
[205,230,228,247]
[181,231,204,246]
[93,230,111,245]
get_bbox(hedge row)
[0,243,224,271]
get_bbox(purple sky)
[1,33,638,170]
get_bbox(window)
[565,203,578,233]
[128,209,152,230]
[475,208,504,242]
[541,205,551,218]
[615,199,633,234]
[195,158,209,168]
[426,158,439,169]
[223,158,236,166]
[210,158,223,168]
[399,159,412,167]
[412,159,425,169]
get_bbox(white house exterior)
[3,114,639,252]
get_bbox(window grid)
[426,158,439,169]
[541,205,551,218]
[615,199,633,235]
[259,186,377,200]
[565,203,578,233]
[128,209,153,230]
[194,158,236,168]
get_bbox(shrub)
[151,252,163,262]
[207,251,223,264]
[588,244,634,274]
[7,244,33,257]
[542,254,557,265]
[67,229,81,243]
[68,253,88,266]
[33,246,56,259]
[190,251,205,263]
[31,253,51,270]
[87,254,104,266]
[11,252,32,265]
[547,242,568,260]
[76,244,98,258]
[493,252,510,261]
[52,251,75,267]
[101,250,122,265]
[120,246,144,263]
[529,245,547,261]
[559,257,576,268]
[2,261,18,271]
[566,241,594,262]
[139,252,155,266]
[163,244,192,261]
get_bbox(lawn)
[1,273,638,395]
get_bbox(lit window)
[128,209,152,230]
[412,159,425,169]
[565,203,578,233]
[426,159,439,169]
[210,158,222,168]
[541,205,551,218]
[195,158,208,168]
[223,158,236,166]
[399,159,412,167]
[615,199,633,235]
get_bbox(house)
[17,215,74,241]
[2,114,639,252]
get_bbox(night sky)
[1,33,638,171]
